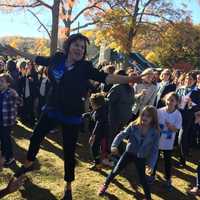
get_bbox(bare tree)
[0,0,105,55]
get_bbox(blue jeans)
[0,126,13,161]
[104,151,151,200]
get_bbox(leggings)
[152,150,172,181]
[197,161,200,189]
[27,113,80,182]
[104,152,151,200]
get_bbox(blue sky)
[0,0,200,38]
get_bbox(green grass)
[0,121,200,200]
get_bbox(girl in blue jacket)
[99,105,160,200]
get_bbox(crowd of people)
[0,33,199,200]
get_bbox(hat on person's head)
[141,68,154,77]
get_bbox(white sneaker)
[4,158,15,167]
[102,159,114,167]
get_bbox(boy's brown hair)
[0,73,13,85]
[90,93,105,107]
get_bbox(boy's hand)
[165,121,176,132]
[138,89,147,97]
[145,166,153,176]
[111,147,119,156]
[89,135,95,145]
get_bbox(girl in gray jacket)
[99,105,160,200]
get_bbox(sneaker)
[14,164,34,178]
[166,180,172,191]
[62,190,72,200]
[4,158,15,167]
[98,184,108,196]
[89,163,102,171]
[188,187,200,196]
[102,159,114,167]
[179,158,186,167]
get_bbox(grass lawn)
[0,121,200,200]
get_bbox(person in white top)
[151,92,182,190]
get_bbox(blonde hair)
[160,69,171,81]
[131,105,160,132]
[178,73,186,86]
[90,93,106,107]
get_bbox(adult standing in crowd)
[1,33,140,200]
[18,61,39,127]
[132,68,157,118]
[176,72,200,166]
[155,69,176,108]
[107,69,134,141]
[6,59,20,93]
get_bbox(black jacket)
[155,83,176,108]
[35,52,108,116]
[91,105,109,137]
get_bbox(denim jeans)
[104,151,151,200]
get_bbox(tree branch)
[71,20,99,32]
[139,21,165,31]
[115,0,132,16]
[36,0,52,9]
[0,2,40,8]
[28,9,51,39]
[71,1,105,24]
[137,0,156,25]
[141,12,174,24]
[61,0,73,35]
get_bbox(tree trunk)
[50,0,60,55]
[126,0,140,54]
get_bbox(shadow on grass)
[12,121,199,200]
[98,161,195,200]
[103,192,120,200]
[20,178,57,200]
[98,169,146,199]
[8,136,41,177]
[14,122,91,164]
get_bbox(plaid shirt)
[1,88,19,127]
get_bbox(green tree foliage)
[150,22,200,69]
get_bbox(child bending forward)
[99,105,160,200]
